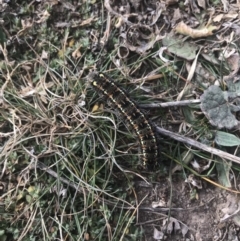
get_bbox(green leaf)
[215,131,240,146]
[200,85,238,129]
[182,107,195,124]
[216,157,231,188]
[162,35,199,60]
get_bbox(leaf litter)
[1,0,240,240]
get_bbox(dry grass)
[1,0,239,240]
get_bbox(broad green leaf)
[215,131,240,146]
[216,157,231,188]
[200,85,238,129]
[162,35,198,61]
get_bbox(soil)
[135,175,240,240]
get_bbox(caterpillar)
[88,72,159,168]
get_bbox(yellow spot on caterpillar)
[93,81,98,86]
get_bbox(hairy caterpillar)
[88,72,159,167]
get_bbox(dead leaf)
[214,11,237,22]
[20,63,32,71]
[185,174,202,189]
[213,14,224,22]
[197,0,206,9]
[35,10,50,24]
[172,8,181,23]
[72,17,95,27]
[152,200,167,208]
[124,24,165,54]
[164,217,181,234]
[149,2,164,26]
[62,1,76,11]
[220,194,240,225]
[41,50,48,60]
[21,19,32,29]
[0,2,8,12]
[80,17,95,26]
[16,19,33,37]
[68,39,75,47]
[153,227,164,240]
[20,82,54,100]
[20,86,35,97]
[175,21,219,38]
[226,54,240,71]
[191,159,212,173]
[224,12,238,19]
[72,46,82,59]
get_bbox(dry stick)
[156,126,240,165]
[37,127,240,209]
[36,94,240,205]
[141,99,240,163]
[140,99,201,108]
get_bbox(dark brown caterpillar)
[88,72,159,167]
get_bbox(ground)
[1,0,240,240]
[136,175,240,240]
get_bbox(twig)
[139,99,201,108]
[156,126,240,165]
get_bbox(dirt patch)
[135,175,240,240]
